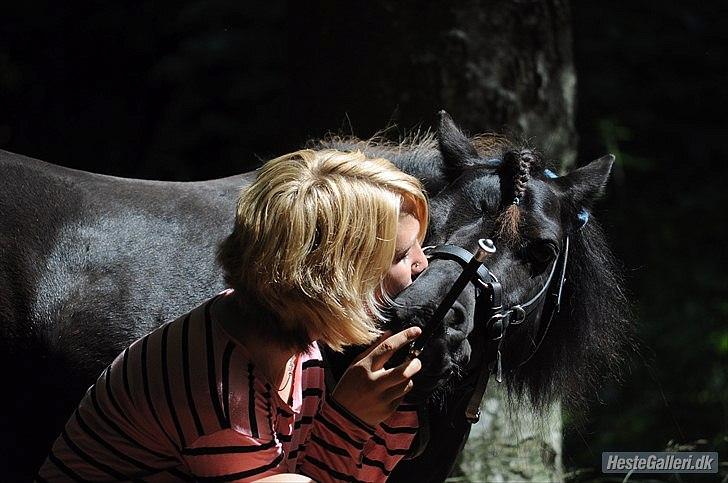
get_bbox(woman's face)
[382,213,428,297]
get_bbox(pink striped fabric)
[37,292,419,482]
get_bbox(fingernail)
[409,326,422,337]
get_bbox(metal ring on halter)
[507,305,526,325]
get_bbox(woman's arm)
[298,396,419,482]
[297,328,422,483]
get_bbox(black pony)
[0,112,632,480]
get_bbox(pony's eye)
[530,240,558,264]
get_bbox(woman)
[37,149,430,482]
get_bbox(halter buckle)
[487,313,506,340]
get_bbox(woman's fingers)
[378,356,421,389]
[368,326,422,371]
[382,379,415,406]
[332,327,422,427]
[352,330,393,364]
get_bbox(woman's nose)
[411,245,428,276]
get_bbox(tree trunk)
[288,0,576,166]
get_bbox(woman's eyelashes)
[394,247,413,264]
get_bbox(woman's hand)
[330,327,422,428]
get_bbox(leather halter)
[417,235,570,423]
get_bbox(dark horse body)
[1,113,632,481]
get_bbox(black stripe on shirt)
[302,387,323,398]
[61,428,130,480]
[362,456,392,476]
[103,366,132,427]
[302,359,325,370]
[181,438,277,455]
[264,384,276,441]
[89,380,172,461]
[326,396,375,434]
[47,451,85,482]
[181,313,204,437]
[314,413,365,450]
[379,422,418,434]
[74,409,160,474]
[141,336,180,452]
[122,347,131,399]
[204,298,227,429]
[371,433,411,456]
[294,415,314,429]
[310,433,349,457]
[195,452,285,482]
[221,340,235,426]
[247,362,259,438]
[288,443,306,459]
[161,322,186,447]
[276,407,293,418]
[303,455,364,483]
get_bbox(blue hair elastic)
[576,210,590,229]
[543,169,589,230]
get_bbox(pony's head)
[385,112,633,409]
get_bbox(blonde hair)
[217,149,428,352]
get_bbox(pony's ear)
[437,110,478,172]
[553,155,614,208]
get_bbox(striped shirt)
[37,292,419,482]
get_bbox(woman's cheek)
[384,263,412,297]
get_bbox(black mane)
[508,219,635,412]
[314,133,448,193]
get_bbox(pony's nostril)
[447,302,466,327]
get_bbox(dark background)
[1,1,726,480]
[567,1,728,479]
